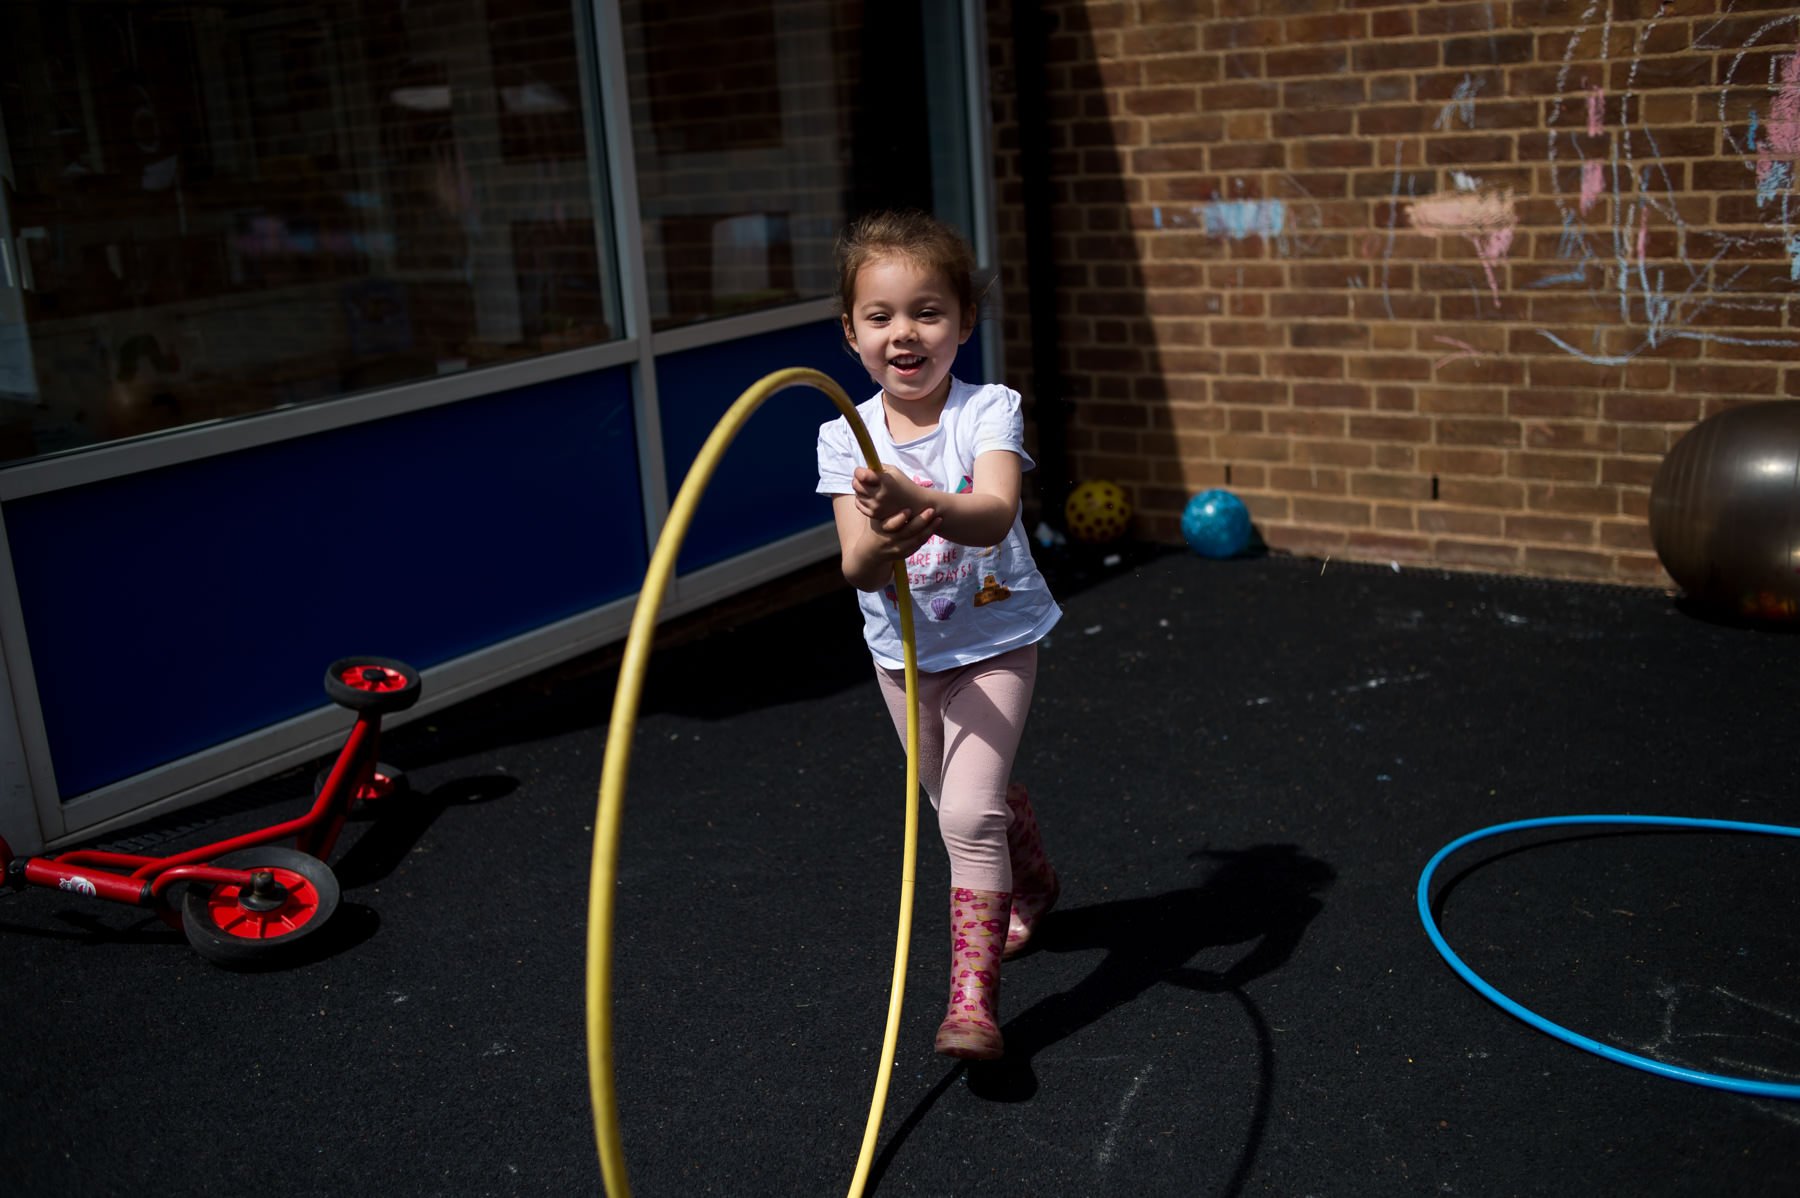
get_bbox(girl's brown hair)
[835,209,978,320]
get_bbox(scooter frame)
[1,656,421,966]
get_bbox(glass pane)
[621,0,973,333]
[0,1,621,465]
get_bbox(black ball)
[1649,400,1800,621]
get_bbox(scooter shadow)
[331,772,518,889]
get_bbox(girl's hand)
[852,465,922,523]
[830,492,941,593]
[868,504,941,562]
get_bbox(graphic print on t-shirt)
[972,574,1012,607]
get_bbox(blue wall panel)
[659,320,986,574]
[6,368,644,799]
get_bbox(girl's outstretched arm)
[925,448,1021,547]
[833,493,942,592]
[850,450,1020,551]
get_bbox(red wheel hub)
[203,868,324,940]
[339,664,409,694]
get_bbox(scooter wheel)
[314,762,410,803]
[324,657,421,714]
[182,847,340,967]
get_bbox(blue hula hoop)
[1417,813,1800,1100]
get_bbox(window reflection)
[621,0,972,332]
[0,0,619,463]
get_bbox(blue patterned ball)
[1180,489,1252,559]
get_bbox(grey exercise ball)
[1649,400,1800,621]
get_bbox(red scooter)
[1,656,420,966]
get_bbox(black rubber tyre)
[181,847,340,966]
[324,657,421,714]
[314,761,409,802]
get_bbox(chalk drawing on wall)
[1406,184,1518,306]
[1200,199,1286,241]
[1151,175,1331,260]
[1434,75,1484,132]
[1535,7,1800,364]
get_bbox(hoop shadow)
[866,843,1335,1195]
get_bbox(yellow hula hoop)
[586,367,921,1197]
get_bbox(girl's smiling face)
[842,255,974,414]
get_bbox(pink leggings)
[874,643,1038,892]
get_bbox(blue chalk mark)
[1556,212,1585,261]
[1758,160,1791,207]
[1202,199,1286,240]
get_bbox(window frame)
[0,0,998,851]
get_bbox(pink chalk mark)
[1406,190,1515,234]
[1580,160,1605,215]
[1586,87,1605,137]
[1636,206,1650,262]
[1473,227,1514,302]
[1769,52,1800,155]
[1431,335,1483,369]
[1407,189,1518,305]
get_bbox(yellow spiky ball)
[1064,480,1132,543]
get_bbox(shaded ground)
[3,550,1799,1196]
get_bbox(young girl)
[815,210,1062,1061]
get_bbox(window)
[621,0,974,331]
[0,0,621,464]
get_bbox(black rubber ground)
[3,550,1797,1195]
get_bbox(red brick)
[1283,77,1369,109]
[1603,393,1703,424]
[1440,478,1526,508]
[1420,508,1505,538]
[1268,353,1345,379]
[1417,3,1505,35]
[1295,382,1374,408]
[1352,471,1432,500]
[1266,45,1349,77]
[1527,482,1618,515]
[1271,466,1348,494]
[1353,41,1437,72]
[1438,419,1522,447]
[1215,434,1292,461]
[1201,81,1282,110]
[1521,545,1616,579]
[1275,109,1357,138]
[1420,447,1507,476]
[1204,18,1282,51]
[1286,14,1367,42]
[1505,514,1598,545]
[1272,292,1351,318]
[1436,539,1523,570]
[1351,414,1432,443]
[1348,355,1434,382]
[1215,379,1289,406]
[1522,421,1619,452]
[1293,497,1373,526]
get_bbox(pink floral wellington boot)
[934,887,1012,1060]
[1003,783,1060,960]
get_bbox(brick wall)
[986,0,1800,585]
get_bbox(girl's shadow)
[866,843,1334,1193]
[977,842,1336,1098]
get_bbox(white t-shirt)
[817,378,1062,672]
